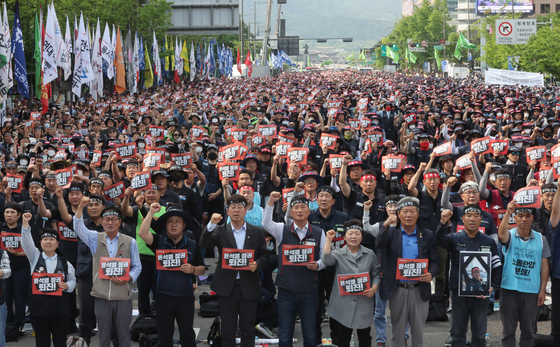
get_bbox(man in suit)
[201,194,269,347]
[375,197,439,347]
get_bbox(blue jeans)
[450,293,489,347]
[374,292,409,343]
[0,303,7,347]
[278,288,318,347]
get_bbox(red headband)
[424,173,440,179]
[239,185,254,192]
[361,174,376,181]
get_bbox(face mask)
[457,133,466,140]
[20,159,28,166]
[196,147,203,154]
[344,133,352,140]
[45,124,50,128]
[524,113,529,118]
[48,150,55,157]
[514,142,523,148]
[490,131,497,136]
[208,152,218,160]
[219,117,226,122]
[171,175,182,183]
[429,143,433,149]
[138,142,146,148]
[212,118,218,124]
[385,106,391,112]
[282,120,290,126]
[372,120,379,125]
[419,142,430,151]
[496,113,502,117]
[524,129,531,134]
[544,132,552,138]
[5,118,11,123]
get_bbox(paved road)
[11,257,553,347]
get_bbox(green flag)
[359,51,366,62]
[435,47,441,71]
[406,46,417,64]
[347,52,354,61]
[307,54,310,66]
[387,46,399,63]
[454,32,476,60]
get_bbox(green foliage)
[474,11,560,77]
[376,0,457,68]
[6,0,172,63]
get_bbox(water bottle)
[349,335,354,347]
[485,333,490,344]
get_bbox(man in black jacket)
[138,203,206,347]
[200,194,268,347]
[376,197,439,347]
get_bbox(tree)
[375,0,456,69]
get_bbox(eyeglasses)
[103,217,120,223]
[462,190,479,196]
[166,220,183,226]
[304,179,317,184]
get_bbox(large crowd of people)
[0,70,558,347]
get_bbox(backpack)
[199,291,218,304]
[425,293,448,322]
[67,336,89,347]
[139,333,160,347]
[5,322,22,342]
[199,300,220,317]
[206,317,222,347]
[130,314,158,341]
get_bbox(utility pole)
[275,3,281,37]
[248,22,251,59]
[443,6,447,59]
[241,0,244,60]
[254,0,257,61]
[262,0,273,66]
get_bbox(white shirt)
[262,205,326,270]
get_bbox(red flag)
[244,51,252,78]
[237,48,241,74]
[40,20,50,115]
[174,69,179,83]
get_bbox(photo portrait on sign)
[459,251,491,297]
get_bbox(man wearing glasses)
[200,194,268,347]
[73,197,142,347]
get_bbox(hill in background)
[245,0,402,55]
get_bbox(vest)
[348,193,385,225]
[201,161,221,195]
[91,233,134,301]
[28,253,69,317]
[502,228,543,294]
[490,189,514,228]
[155,234,197,297]
[275,223,322,293]
[418,191,442,232]
[136,207,166,257]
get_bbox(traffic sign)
[410,47,425,52]
[439,39,445,45]
[421,40,427,47]
[434,45,443,50]
[496,19,536,44]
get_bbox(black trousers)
[31,315,69,347]
[78,275,96,343]
[138,258,156,315]
[552,278,560,346]
[316,269,337,344]
[331,318,372,347]
[217,282,259,347]
[156,293,196,347]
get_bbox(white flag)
[0,11,8,101]
[153,31,161,84]
[101,22,113,79]
[91,18,102,101]
[72,12,94,97]
[42,3,57,85]
[63,15,72,80]
[3,3,12,90]
[175,37,183,76]
[190,41,195,82]
[51,2,67,73]
[132,31,139,93]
